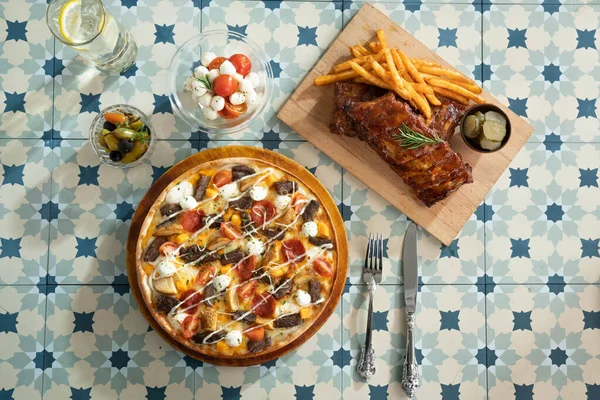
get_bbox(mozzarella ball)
[156,260,177,278]
[245,90,258,106]
[219,60,237,75]
[276,301,300,316]
[180,181,194,196]
[301,221,318,237]
[234,73,244,82]
[208,69,220,83]
[305,247,322,260]
[194,65,209,79]
[210,95,225,111]
[249,185,268,201]
[213,275,231,292]
[225,330,243,347]
[219,182,240,200]
[203,106,219,120]
[198,92,213,107]
[245,238,265,255]
[166,181,193,203]
[275,195,291,211]
[184,77,195,92]
[191,80,208,96]
[294,290,311,307]
[229,91,246,106]
[246,72,260,88]
[201,52,217,66]
[238,78,254,94]
[179,195,198,211]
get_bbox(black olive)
[118,139,134,154]
[103,121,117,131]
[109,151,123,162]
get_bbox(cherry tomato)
[181,315,200,339]
[218,108,238,119]
[229,54,252,76]
[224,101,247,117]
[104,112,127,125]
[245,326,264,342]
[195,265,217,286]
[220,222,241,240]
[212,170,233,188]
[252,293,276,317]
[181,289,203,314]
[281,239,306,263]
[159,241,178,256]
[213,74,238,97]
[250,200,276,226]
[313,258,334,277]
[237,279,257,300]
[236,255,256,281]
[207,56,228,70]
[292,192,308,214]
[181,209,205,232]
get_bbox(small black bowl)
[460,104,511,153]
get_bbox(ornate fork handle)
[402,312,420,397]
[357,278,376,381]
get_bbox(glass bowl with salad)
[460,104,511,153]
[89,104,156,168]
[167,30,274,135]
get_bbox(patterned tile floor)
[1,0,599,399]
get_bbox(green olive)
[121,140,148,164]
[98,133,107,149]
[104,134,120,151]
[482,120,506,142]
[101,128,112,136]
[484,111,506,126]
[128,120,144,130]
[113,127,137,140]
[479,137,502,151]
[463,115,481,139]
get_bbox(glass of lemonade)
[47,0,137,73]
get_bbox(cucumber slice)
[479,137,502,151]
[463,115,481,138]
[485,111,506,126]
[474,111,485,124]
[482,120,506,142]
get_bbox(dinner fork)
[356,233,383,381]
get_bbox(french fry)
[383,49,403,90]
[410,82,434,95]
[393,49,440,106]
[410,58,441,68]
[314,70,358,86]
[421,73,482,94]
[350,46,363,58]
[349,62,392,91]
[356,44,371,56]
[431,86,469,105]
[371,59,410,98]
[330,53,384,73]
[376,29,388,48]
[368,41,382,53]
[427,78,484,104]
[416,65,476,85]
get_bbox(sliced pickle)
[482,120,506,142]
[479,137,502,151]
[121,140,148,164]
[104,134,120,151]
[485,111,506,125]
[463,115,481,138]
[113,127,136,140]
[474,111,485,124]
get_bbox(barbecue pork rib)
[330,82,472,207]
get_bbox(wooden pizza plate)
[278,2,535,246]
[126,146,348,366]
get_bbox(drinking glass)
[46,0,137,73]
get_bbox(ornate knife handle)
[402,312,419,398]
[357,279,376,381]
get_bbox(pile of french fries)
[314,29,484,120]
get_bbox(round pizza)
[136,158,339,358]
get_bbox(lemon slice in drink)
[58,0,104,47]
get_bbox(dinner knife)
[401,222,419,398]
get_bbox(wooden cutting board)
[278,2,534,246]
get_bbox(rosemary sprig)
[394,124,443,150]
[196,74,212,91]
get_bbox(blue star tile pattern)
[547,274,566,295]
[153,94,172,114]
[372,311,388,331]
[262,1,282,11]
[473,63,492,83]
[440,383,460,399]
[152,165,169,183]
[110,349,131,370]
[5,20,28,42]
[586,385,600,400]
[121,63,138,79]
[121,0,137,9]
[440,310,460,331]
[438,28,457,48]
[512,311,532,331]
[40,201,60,222]
[146,386,167,400]
[542,0,560,15]
[509,168,528,187]
[70,387,92,400]
[474,203,494,223]
[368,385,388,399]
[0,312,18,334]
[3,92,26,113]
[404,1,422,13]
[583,311,600,330]
[297,26,318,46]
[440,239,460,258]
[331,346,350,369]
[579,168,598,188]
[545,203,564,222]
[514,384,534,400]
[580,238,599,258]
[507,28,527,48]
[78,165,99,186]
[79,93,101,114]
[73,311,95,333]
[508,97,528,117]
[154,24,176,44]
[1,164,25,185]
[269,60,282,79]
[75,237,97,258]
[34,349,55,370]
[549,347,568,367]
[294,385,314,400]
[576,98,597,119]
[0,237,21,259]
[542,64,561,83]
[221,386,241,399]
[227,24,247,36]
[510,238,530,258]
[576,29,597,50]
[115,201,135,222]
[543,133,562,152]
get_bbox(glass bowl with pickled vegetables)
[89,105,156,168]
[460,104,511,153]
